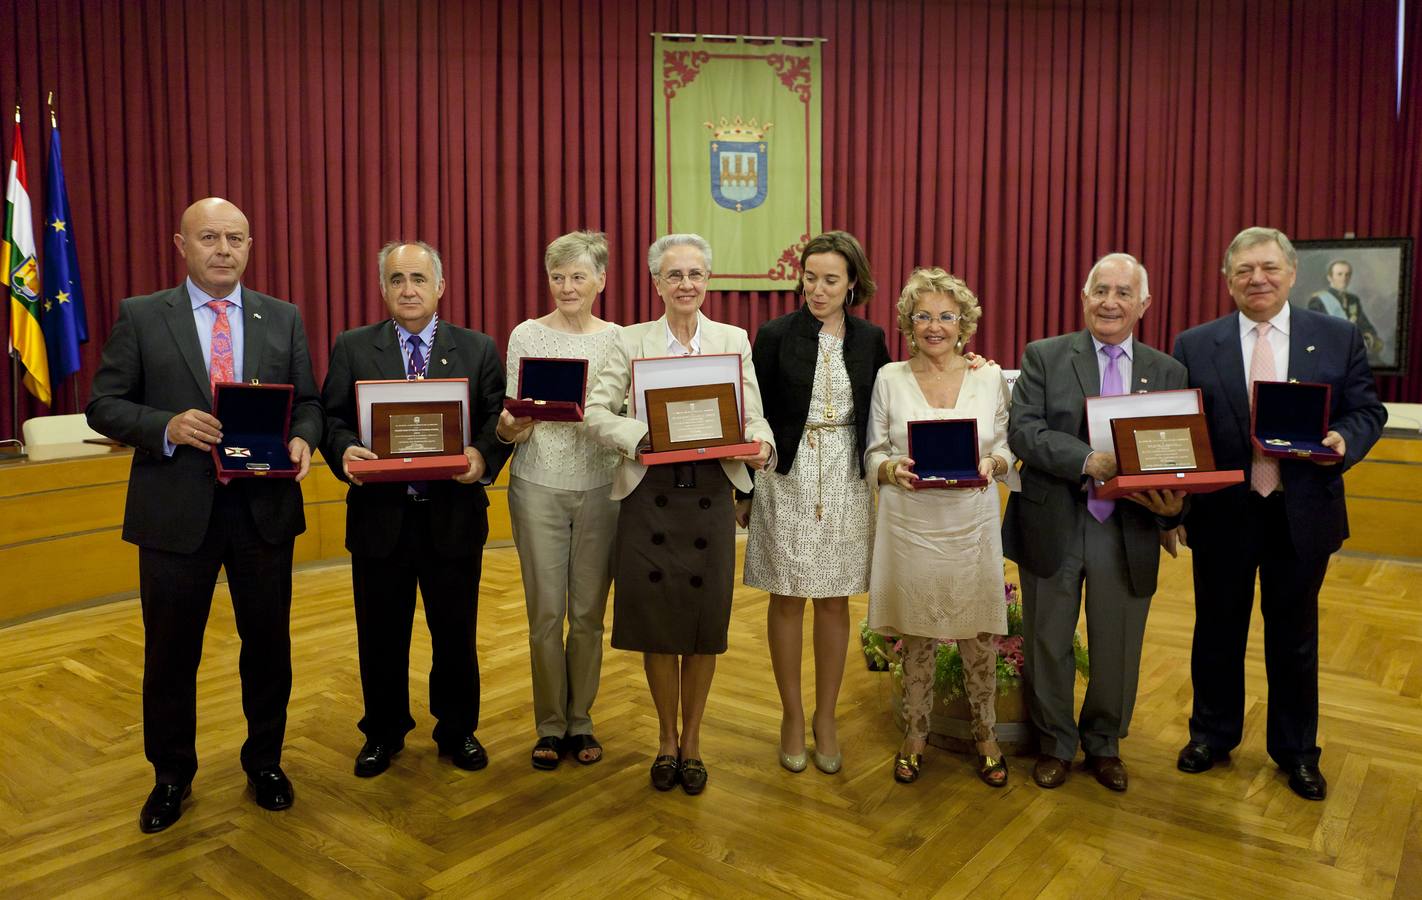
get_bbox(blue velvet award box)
[210,382,297,481]
[906,418,989,489]
[1251,380,1344,462]
[504,357,588,421]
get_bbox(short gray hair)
[1221,227,1297,274]
[378,240,444,286]
[647,233,712,276]
[1082,252,1150,300]
[545,230,609,275]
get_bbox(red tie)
[207,300,235,389]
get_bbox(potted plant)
[859,583,1089,754]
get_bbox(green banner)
[654,36,822,292]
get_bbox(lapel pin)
[1139,377,1148,384]
[253,312,262,319]
[440,358,447,366]
[1306,345,1315,352]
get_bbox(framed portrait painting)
[1288,238,1413,376]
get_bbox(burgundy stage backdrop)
[2,0,1419,440]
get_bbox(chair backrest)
[21,413,105,447]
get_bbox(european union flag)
[41,125,88,384]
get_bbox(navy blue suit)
[1172,304,1384,766]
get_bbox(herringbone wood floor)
[1,541,1420,899]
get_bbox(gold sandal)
[978,754,1008,787]
[893,752,922,784]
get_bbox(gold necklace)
[819,315,845,420]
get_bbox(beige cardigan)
[583,312,775,500]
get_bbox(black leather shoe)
[650,755,680,791]
[679,758,708,795]
[437,735,489,771]
[138,782,191,833]
[1285,764,1327,800]
[247,767,295,810]
[354,739,404,777]
[1177,740,1227,774]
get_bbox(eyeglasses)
[659,269,708,285]
[910,311,960,325]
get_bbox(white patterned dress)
[744,332,873,597]
[865,361,1014,640]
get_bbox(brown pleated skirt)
[610,461,735,655]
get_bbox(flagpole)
[9,104,17,437]
[10,358,18,440]
[50,91,74,413]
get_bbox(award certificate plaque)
[646,384,741,452]
[371,402,463,458]
[1096,413,1241,499]
[1133,427,1198,472]
[665,398,725,444]
[348,378,474,482]
[387,413,446,454]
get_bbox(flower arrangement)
[859,582,1090,698]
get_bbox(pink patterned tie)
[207,300,235,389]
[1249,322,1281,495]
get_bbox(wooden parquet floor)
[1,541,1420,899]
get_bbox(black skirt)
[610,462,736,655]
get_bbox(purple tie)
[1087,343,1126,523]
[406,335,429,496]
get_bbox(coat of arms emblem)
[705,116,772,213]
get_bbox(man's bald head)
[173,197,252,298]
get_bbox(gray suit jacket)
[1001,330,1187,597]
[584,312,775,500]
[86,284,323,554]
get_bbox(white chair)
[21,413,106,447]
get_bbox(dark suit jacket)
[1172,305,1385,560]
[320,319,512,561]
[1002,330,1188,597]
[86,285,323,554]
[752,304,891,477]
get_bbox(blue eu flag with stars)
[42,125,88,384]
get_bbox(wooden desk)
[1341,431,1422,558]
[0,445,511,624]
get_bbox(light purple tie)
[1087,343,1126,523]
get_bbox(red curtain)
[1,0,1416,439]
[1387,0,1422,403]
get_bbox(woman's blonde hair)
[895,267,982,353]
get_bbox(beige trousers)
[509,476,620,738]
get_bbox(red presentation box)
[631,353,760,466]
[1251,380,1343,462]
[210,382,297,481]
[1093,412,1243,499]
[348,378,472,482]
[504,357,588,421]
[905,418,989,489]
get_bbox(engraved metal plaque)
[665,399,725,444]
[389,414,447,454]
[1134,427,1198,472]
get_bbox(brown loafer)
[1033,754,1069,788]
[1085,754,1128,792]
